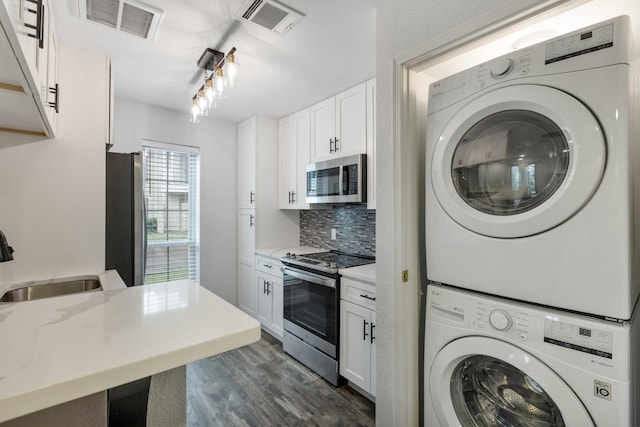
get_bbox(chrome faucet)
[0,230,14,262]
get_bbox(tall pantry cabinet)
[237,116,299,316]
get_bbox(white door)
[335,82,367,157]
[310,97,335,162]
[256,270,271,325]
[237,117,256,209]
[278,115,295,209]
[430,84,605,238]
[429,336,594,426]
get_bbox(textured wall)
[300,205,376,257]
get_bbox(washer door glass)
[430,84,605,238]
[451,355,564,426]
[452,110,570,216]
[428,337,595,427]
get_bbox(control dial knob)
[490,58,514,79]
[489,309,513,331]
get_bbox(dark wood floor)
[186,331,375,426]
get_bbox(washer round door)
[429,337,594,426]
[430,84,605,238]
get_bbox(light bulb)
[198,89,207,114]
[215,67,225,95]
[191,99,200,123]
[225,53,239,89]
[205,79,215,106]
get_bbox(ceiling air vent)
[236,0,304,34]
[78,0,163,41]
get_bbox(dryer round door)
[430,84,605,238]
[429,336,594,426]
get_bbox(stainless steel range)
[280,251,375,386]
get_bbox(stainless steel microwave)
[306,154,366,204]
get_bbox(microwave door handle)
[283,267,336,289]
[342,166,349,194]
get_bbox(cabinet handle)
[288,191,292,204]
[329,138,335,153]
[363,319,369,341]
[263,264,272,269]
[25,0,44,48]
[334,137,340,152]
[263,280,266,294]
[291,191,295,203]
[370,323,376,343]
[249,214,254,227]
[266,281,271,295]
[360,294,376,301]
[48,83,59,113]
[250,191,255,204]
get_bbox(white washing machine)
[425,16,640,320]
[424,283,640,426]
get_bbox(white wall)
[112,98,238,304]
[0,45,107,284]
[375,1,562,425]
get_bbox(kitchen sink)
[0,276,103,302]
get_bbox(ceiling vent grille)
[78,0,163,41]
[236,0,304,34]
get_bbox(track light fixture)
[190,47,240,122]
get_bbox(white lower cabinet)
[340,277,376,397]
[255,255,284,339]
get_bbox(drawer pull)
[360,294,376,301]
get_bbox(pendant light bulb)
[198,89,207,114]
[191,98,200,123]
[215,67,225,94]
[205,79,215,106]
[225,53,239,89]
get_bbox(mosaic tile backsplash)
[300,205,376,257]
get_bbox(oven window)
[451,110,570,216]
[283,273,337,346]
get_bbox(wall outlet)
[331,228,337,240]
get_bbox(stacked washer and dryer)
[424,16,640,426]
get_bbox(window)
[143,145,200,284]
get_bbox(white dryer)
[424,283,640,426]
[425,16,640,320]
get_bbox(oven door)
[282,267,338,358]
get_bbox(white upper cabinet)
[279,109,310,209]
[310,82,367,162]
[237,117,257,209]
[366,78,376,209]
[0,0,59,144]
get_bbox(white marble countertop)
[339,263,376,284]
[0,273,260,423]
[255,246,327,259]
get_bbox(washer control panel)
[474,49,532,92]
[471,300,530,342]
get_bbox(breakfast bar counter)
[0,272,260,424]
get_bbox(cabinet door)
[335,82,367,157]
[43,0,57,132]
[237,209,256,265]
[35,0,49,104]
[237,117,256,209]
[278,115,295,209]
[270,278,283,338]
[238,260,256,316]
[256,270,272,325]
[293,108,310,209]
[366,78,376,210]
[339,300,371,391]
[370,310,376,396]
[309,97,335,162]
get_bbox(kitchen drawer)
[341,277,376,310]
[255,255,283,275]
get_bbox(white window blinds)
[143,145,200,284]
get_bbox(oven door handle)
[282,267,336,289]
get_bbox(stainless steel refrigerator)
[106,151,146,286]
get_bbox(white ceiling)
[53,0,376,123]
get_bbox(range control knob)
[490,58,514,79]
[489,309,513,331]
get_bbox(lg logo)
[594,380,612,401]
